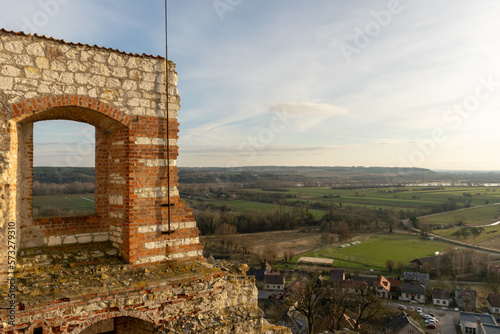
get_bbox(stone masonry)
[0,29,204,279]
[0,30,292,333]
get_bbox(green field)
[423,204,500,226]
[296,233,450,272]
[184,198,325,219]
[244,186,500,213]
[33,194,95,216]
[422,205,500,247]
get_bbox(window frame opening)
[32,119,96,219]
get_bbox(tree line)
[33,181,95,196]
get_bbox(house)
[351,275,376,287]
[487,293,500,314]
[247,261,273,287]
[388,278,402,298]
[263,272,285,291]
[341,280,368,295]
[400,283,426,303]
[459,312,498,334]
[384,312,425,334]
[456,289,477,311]
[374,276,391,299]
[432,288,450,307]
[410,256,438,271]
[329,269,345,284]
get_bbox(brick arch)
[11,95,131,259]
[74,311,159,334]
[10,95,132,128]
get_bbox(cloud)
[269,102,349,131]
[182,144,360,157]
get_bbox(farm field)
[297,233,450,272]
[184,198,325,218]
[33,193,95,216]
[202,230,324,261]
[423,204,500,226]
[245,186,500,212]
[423,204,500,249]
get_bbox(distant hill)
[32,166,500,186]
[34,167,95,184]
[177,166,437,185]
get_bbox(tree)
[386,259,395,273]
[485,273,500,294]
[452,228,471,243]
[409,216,419,229]
[284,250,295,262]
[323,283,352,332]
[386,209,398,233]
[262,244,277,264]
[422,262,432,274]
[214,223,237,250]
[338,222,351,243]
[397,261,405,275]
[352,289,382,328]
[453,215,467,226]
[470,227,484,238]
[290,273,329,334]
[239,236,252,254]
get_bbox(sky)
[1,0,500,170]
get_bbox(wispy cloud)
[3,0,500,169]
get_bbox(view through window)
[33,120,96,218]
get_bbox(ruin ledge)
[0,243,272,334]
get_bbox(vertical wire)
[165,0,171,233]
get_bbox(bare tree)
[352,289,382,328]
[386,259,395,274]
[262,244,278,264]
[323,283,352,332]
[214,223,237,251]
[239,236,252,254]
[485,274,500,294]
[397,261,405,275]
[386,209,398,233]
[290,273,329,334]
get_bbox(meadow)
[296,233,451,272]
[239,186,500,217]
[423,204,500,226]
[185,198,326,219]
[424,204,500,249]
[33,193,95,216]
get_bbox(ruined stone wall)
[0,29,203,281]
[0,261,267,333]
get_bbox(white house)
[487,293,500,314]
[432,288,450,307]
[263,273,285,291]
[400,283,425,303]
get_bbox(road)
[387,301,460,334]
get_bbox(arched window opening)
[80,317,158,334]
[32,120,96,218]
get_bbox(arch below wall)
[79,316,159,334]
[9,95,130,255]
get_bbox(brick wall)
[0,29,203,282]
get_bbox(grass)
[423,204,500,226]
[295,233,450,272]
[184,198,325,218]
[247,186,500,212]
[33,193,95,215]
